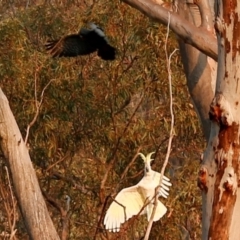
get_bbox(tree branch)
[25,75,55,144]
[5,167,17,240]
[144,13,177,239]
[121,0,217,60]
[43,192,70,240]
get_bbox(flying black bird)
[45,23,116,60]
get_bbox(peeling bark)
[208,123,239,239]
[0,88,60,240]
[203,1,240,239]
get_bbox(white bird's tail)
[146,200,167,221]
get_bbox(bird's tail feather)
[146,200,167,222]
[45,39,63,57]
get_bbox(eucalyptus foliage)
[0,1,202,239]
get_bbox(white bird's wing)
[104,185,145,232]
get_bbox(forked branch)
[24,67,55,144]
[122,0,217,60]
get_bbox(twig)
[24,70,55,144]
[49,171,94,197]
[25,0,31,9]
[45,154,69,172]
[8,0,16,18]
[42,191,70,240]
[97,147,143,236]
[144,12,178,240]
[99,69,160,202]
[5,167,17,240]
[99,91,145,202]
[118,146,142,184]
[94,195,110,240]
[42,191,62,212]
[62,195,71,240]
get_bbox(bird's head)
[138,152,155,175]
[89,23,105,37]
[79,23,104,35]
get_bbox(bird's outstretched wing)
[45,34,97,58]
[46,23,116,60]
[104,185,144,232]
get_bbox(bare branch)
[118,146,142,184]
[24,70,55,144]
[43,192,70,240]
[99,91,145,202]
[144,13,177,240]
[49,171,94,197]
[45,154,69,172]
[5,167,17,240]
[0,167,17,240]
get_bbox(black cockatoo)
[45,23,116,60]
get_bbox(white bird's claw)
[158,188,169,198]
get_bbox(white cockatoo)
[104,152,172,232]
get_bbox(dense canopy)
[0,0,203,239]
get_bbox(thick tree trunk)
[0,88,60,240]
[199,1,240,239]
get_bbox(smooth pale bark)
[0,88,60,240]
[177,1,216,140]
[122,0,218,60]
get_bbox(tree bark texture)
[0,88,60,240]
[200,1,240,239]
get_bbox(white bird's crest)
[138,152,155,174]
[138,152,155,163]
